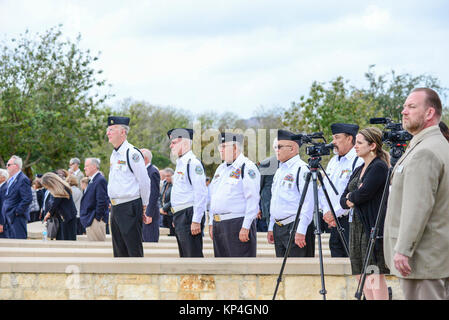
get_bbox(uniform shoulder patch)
[195,165,204,175]
[248,169,256,179]
[132,152,141,162]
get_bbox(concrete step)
[0,246,332,258]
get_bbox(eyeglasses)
[273,144,293,150]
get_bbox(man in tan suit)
[384,88,449,300]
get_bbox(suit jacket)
[1,171,32,225]
[48,186,77,223]
[145,164,161,219]
[0,183,7,226]
[384,125,449,279]
[79,173,109,228]
[142,164,161,242]
[340,158,389,256]
[159,181,172,213]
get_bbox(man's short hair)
[86,158,101,169]
[141,149,153,163]
[164,168,175,176]
[0,169,9,180]
[11,155,23,169]
[121,125,130,135]
[70,158,81,165]
[412,88,443,118]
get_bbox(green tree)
[0,26,111,177]
[283,76,379,140]
[362,65,447,121]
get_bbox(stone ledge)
[0,257,351,275]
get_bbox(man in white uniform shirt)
[320,123,363,257]
[168,128,208,257]
[268,130,315,257]
[107,116,151,257]
[208,132,260,257]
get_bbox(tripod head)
[300,132,338,195]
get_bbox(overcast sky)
[1,0,448,118]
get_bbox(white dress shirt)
[269,155,314,235]
[209,153,261,230]
[319,147,364,217]
[170,150,208,224]
[107,140,151,206]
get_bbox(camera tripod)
[272,155,350,300]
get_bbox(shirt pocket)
[226,178,239,185]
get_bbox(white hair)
[70,158,80,165]
[120,125,130,135]
[10,155,23,169]
[0,169,9,180]
[141,149,153,163]
[86,158,101,169]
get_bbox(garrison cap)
[108,116,130,127]
[167,128,194,140]
[277,129,302,145]
[220,132,244,144]
[330,123,359,137]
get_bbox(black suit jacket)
[79,173,109,228]
[145,164,161,219]
[48,186,77,222]
[0,183,7,226]
[340,157,389,247]
[159,181,172,213]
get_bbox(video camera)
[369,118,413,144]
[369,117,412,166]
[300,132,334,157]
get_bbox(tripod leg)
[316,171,350,257]
[355,167,392,300]
[272,171,312,300]
[311,170,327,300]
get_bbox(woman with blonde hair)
[42,172,77,240]
[340,127,390,300]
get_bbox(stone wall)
[0,272,403,300]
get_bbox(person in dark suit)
[80,158,109,241]
[0,169,10,238]
[159,168,175,236]
[42,172,77,241]
[1,156,32,239]
[257,155,278,232]
[141,149,161,242]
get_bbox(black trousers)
[172,207,204,257]
[273,221,315,258]
[110,198,144,257]
[212,217,257,257]
[329,215,350,257]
